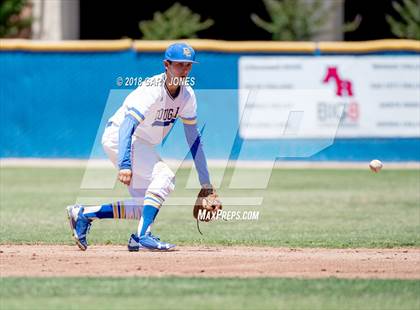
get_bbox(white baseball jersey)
[107,73,197,145]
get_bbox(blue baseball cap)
[164,43,198,63]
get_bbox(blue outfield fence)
[0,39,419,161]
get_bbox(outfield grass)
[1,277,419,310]
[0,167,419,248]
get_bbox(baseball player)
[67,42,215,251]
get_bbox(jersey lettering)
[153,107,180,126]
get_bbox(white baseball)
[369,159,383,173]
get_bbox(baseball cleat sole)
[66,205,87,251]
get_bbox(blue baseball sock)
[138,193,163,237]
[138,205,159,237]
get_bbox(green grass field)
[0,167,419,247]
[1,277,419,310]
[1,166,419,309]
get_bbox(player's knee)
[165,167,176,185]
[162,168,176,193]
[147,162,176,200]
[156,163,175,184]
[158,168,176,197]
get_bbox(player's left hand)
[193,184,222,222]
[118,169,132,185]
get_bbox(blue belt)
[106,121,114,128]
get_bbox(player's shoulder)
[123,74,162,108]
[141,73,165,92]
[132,73,163,98]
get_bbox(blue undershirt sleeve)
[118,114,139,170]
[183,123,211,185]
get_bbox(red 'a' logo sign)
[322,67,354,97]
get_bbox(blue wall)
[1,47,419,161]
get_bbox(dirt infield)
[1,245,419,279]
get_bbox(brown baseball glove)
[193,185,222,234]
